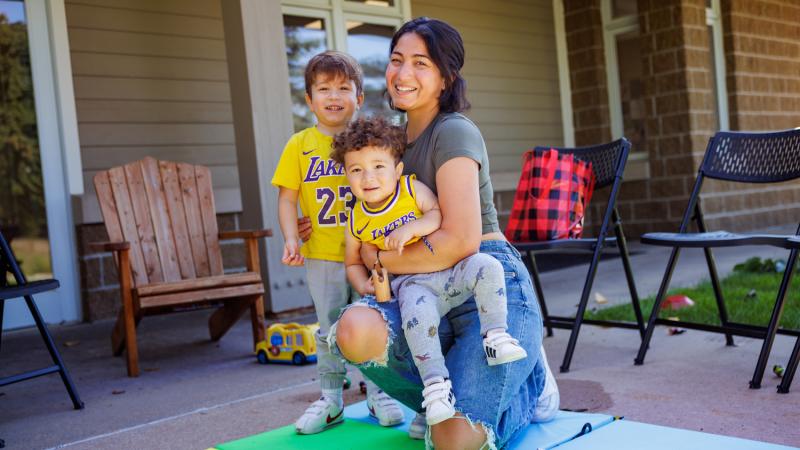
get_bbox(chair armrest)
[89,241,131,253]
[218,229,273,240]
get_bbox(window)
[602,0,645,154]
[282,1,408,132]
[296,334,304,346]
[286,335,293,346]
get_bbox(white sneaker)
[408,412,427,440]
[421,377,456,426]
[483,331,528,366]
[532,345,560,423]
[294,395,344,435]
[367,388,405,427]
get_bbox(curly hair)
[331,116,406,166]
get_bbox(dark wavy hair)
[386,17,470,113]
[305,51,363,98]
[331,116,406,166]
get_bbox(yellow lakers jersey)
[349,175,423,250]
[271,126,355,262]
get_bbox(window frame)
[706,0,729,131]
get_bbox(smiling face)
[343,146,404,208]
[385,32,445,115]
[305,74,363,135]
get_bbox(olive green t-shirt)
[402,112,500,234]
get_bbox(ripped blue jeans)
[330,240,545,448]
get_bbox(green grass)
[586,270,800,330]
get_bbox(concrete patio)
[1,231,799,449]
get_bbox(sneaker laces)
[421,379,453,410]
[369,389,396,407]
[485,331,519,348]
[306,396,338,415]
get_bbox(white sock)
[321,388,343,405]
[486,327,506,338]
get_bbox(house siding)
[66,0,241,224]
[411,0,565,173]
[66,0,247,321]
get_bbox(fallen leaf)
[773,365,785,378]
[64,340,80,347]
[112,390,126,395]
[144,367,160,372]
[594,293,608,304]
[667,327,686,336]
[745,289,757,300]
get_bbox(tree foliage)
[0,13,45,236]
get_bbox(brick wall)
[705,0,800,230]
[76,213,249,321]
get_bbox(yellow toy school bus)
[255,322,318,365]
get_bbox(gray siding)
[66,0,240,223]
[411,0,564,186]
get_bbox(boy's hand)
[297,216,312,242]
[281,239,305,266]
[384,225,415,255]
[359,277,376,296]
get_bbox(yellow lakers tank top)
[349,174,423,250]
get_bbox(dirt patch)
[558,378,614,413]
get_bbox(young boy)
[271,52,404,435]
[331,116,528,426]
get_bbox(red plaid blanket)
[505,148,596,242]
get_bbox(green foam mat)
[213,418,422,450]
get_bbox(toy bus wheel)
[257,350,269,365]
[292,352,306,365]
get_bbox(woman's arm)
[361,157,482,274]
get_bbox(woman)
[330,17,558,449]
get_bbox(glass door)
[1,0,79,329]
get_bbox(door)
[1,0,80,329]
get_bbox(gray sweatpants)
[390,253,508,382]
[306,258,360,390]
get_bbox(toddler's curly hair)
[331,116,406,166]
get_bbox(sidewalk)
[1,230,798,449]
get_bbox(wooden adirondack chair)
[92,157,270,377]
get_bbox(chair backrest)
[701,128,800,183]
[0,230,23,286]
[534,138,631,189]
[94,157,224,288]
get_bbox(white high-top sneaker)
[294,394,344,435]
[421,377,456,425]
[483,330,528,366]
[532,345,560,423]
[366,387,405,427]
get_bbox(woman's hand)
[297,216,312,242]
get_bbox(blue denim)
[330,240,545,448]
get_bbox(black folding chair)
[778,236,800,394]
[0,230,83,410]
[512,138,645,373]
[634,128,800,390]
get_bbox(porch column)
[221,1,311,312]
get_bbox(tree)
[0,12,45,237]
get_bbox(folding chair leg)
[613,212,644,338]
[0,298,4,351]
[750,249,798,389]
[635,247,682,365]
[701,248,735,346]
[523,251,552,337]
[777,335,800,394]
[695,209,734,346]
[561,241,606,373]
[25,294,84,409]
